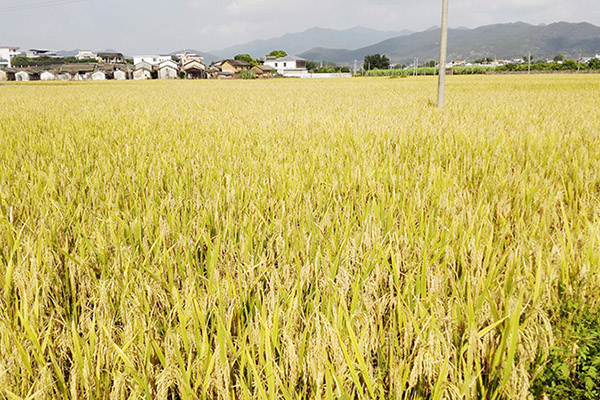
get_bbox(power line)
[0,0,87,12]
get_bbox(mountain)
[210,26,414,59]
[299,22,600,64]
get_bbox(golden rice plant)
[0,75,599,399]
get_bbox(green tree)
[267,50,287,59]
[306,61,318,72]
[234,54,258,66]
[424,60,437,68]
[363,54,390,70]
[561,59,578,70]
[588,58,600,70]
[554,54,565,62]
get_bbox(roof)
[98,52,123,58]
[134,61,153,70]
[183,60,206,70]
[276,55,307,62]
[252,65,276,72]
[159,59,179,68]
[0,46,20,50]
[223,59,252,67]
[59,64,97,73]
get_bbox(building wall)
[114,71,127,80]
[159,67,178,80]
[221,63,237,74]
[76,51,95,60]
[41,72,55,81]
[133,69,152,80]
[16,72,29,81]
[0,48,19,68]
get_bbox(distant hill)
[210,26,414,59]
[299,22,600,64]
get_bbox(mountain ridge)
[299,21,600,64]
[209,26,414,59]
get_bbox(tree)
[306,61,318,72]
[554,54,565,62]
[267,50,287,59]
[363,54,390,70]
[424,60,437,68]
[588,58,600,70]
[234,54,258,66]
[561,59,578,70]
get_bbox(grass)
[0,76,600,399]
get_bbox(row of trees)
[233,50,288,66]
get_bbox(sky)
[1,0,599,54]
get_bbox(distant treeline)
[363,58,600,77]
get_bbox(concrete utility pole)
[437,0,449,107]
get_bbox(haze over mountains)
[301,22,600,63]
[209,26,414,59]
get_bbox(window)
[284,63,287,67]
[275,63,278,67]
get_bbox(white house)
[26,49,60,58]
[133,55,173,66]
[263,55,308,77]
[182,59,207,79]
[0,46,20,68]
[15,71,30,81]
[158,59,179,80]
[91,71,106,81]
[114,70,127,80]
[76,50,96,60]
[176,52,204,65]
[40,71,56,81]
[134,61,153,80]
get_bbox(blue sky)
[1,0,599,53]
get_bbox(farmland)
[1,76,600,399]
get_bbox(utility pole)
[528,51,531,74]
[437,0,449,107]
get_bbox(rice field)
[1,75,600,399]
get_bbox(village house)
[133,61,153,80]
[76,50,96,60]
[220,59,252,75]
[58,64,96,81]
[98,52,125,64]
[251,64,276,78]
[263,55,308,77]
[15,71,29,81]
[40,71,56,81]
[26,49,60,58]
[0,46,20,68]
[177,52,204,65]
[133,55,172,66]
[114,70,127,80]
[182,59,207,79]
[91,71,106,81]
[158,59,179,79]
